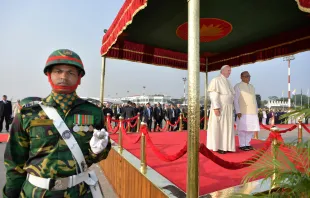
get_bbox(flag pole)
[283,55,295,110]
[282,90,284,111]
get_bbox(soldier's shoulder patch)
[20,104,41,114]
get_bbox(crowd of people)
[102,102,186,132]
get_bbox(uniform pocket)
[29,119,58,139]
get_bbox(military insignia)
[88,125,94,132]
[83,125,89,132]
[79,125,84,131]
[38,111,47,119]
[62,130,71,139]
[63,50,73,56]
[73,124,80,132]
[30,119,53,127]
[74,114,94,125]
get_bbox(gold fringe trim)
[106,54,190,71]
[108,47,310,73]
[295,0,310,13]
[101,0,148,56]
[110,47,201,64]
[208,35,310,66]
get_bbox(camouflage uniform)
[3,94,111,198]
[3,49,111,198]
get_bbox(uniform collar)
[41,93,86,107]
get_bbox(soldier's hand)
[214,109,220,117]
[90,129,109,154]
[237,113,242,119]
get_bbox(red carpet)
[110,131,266,195]
[0,133,9,142]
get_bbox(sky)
[0,1,309,102]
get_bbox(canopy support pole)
[100,56,106,106]
[204,58,208,130]
[186,0,200,197]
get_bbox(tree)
[268,96,278,101]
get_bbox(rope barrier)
[120,125,141,144]
[140,125,187,162]
[166,118,180,127]
[198,132,283,170]
[109,117,303,170]
[260,123,297,133]
[106,118,120,134]
[182,117,206,123]
[301,123,310,133]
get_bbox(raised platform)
[100,131,271,197]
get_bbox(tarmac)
[0,123,309,198]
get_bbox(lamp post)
[283,55,295,110]
[143,86,146,96]
[182,77,187,104]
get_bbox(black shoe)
[217,150,227,154]
[246,146,254,150]
[239,146,250,151]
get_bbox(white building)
[265,100,289,110]
[120,95,172,105]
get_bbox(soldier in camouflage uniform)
[3,49,111,198]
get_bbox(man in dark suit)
[122,101,136,132]
[168,104,177,131]
[102,103,113,117]
[153,103,163,131]
[143,103,153,131]
[0,95,12,132]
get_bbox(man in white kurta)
[207,65,236,154]
[234,71,260,151]
[262,109,267,125]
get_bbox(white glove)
[90,128,109,154]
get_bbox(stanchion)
[106,113,110,128]
[271,126,279,189]
[140,122,147,174]
[179,113,183,131]
[254,131,258,139]
[105,113,110,129]
[167,120,170,131]
[118,116,124,154]
[298,119,303,143]
[136,112,140,132]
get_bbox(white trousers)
[238,130,254,147]
[262,118,266,125]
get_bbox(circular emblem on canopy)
[176,18,232,42]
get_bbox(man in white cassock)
[207,65,236,154]
[234,71,260,151]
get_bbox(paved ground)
[1,123,309,197]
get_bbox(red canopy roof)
[101,0,310,72]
